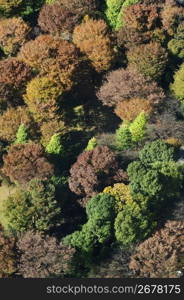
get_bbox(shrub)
[0,17,30,55]
[0,106,35,143]
[103,183,132,212]
[2,143,54,184]
[0,179,61,233]
[171,63,184,101]
[114,201,156,245]
[115,97,153,122]
[24,76,63,122]
[127,42,168,81]
[38,3,79,36]
[129,221,184,278]
[19,35,79,89]
[0,226,16,278]
[17,230,75,278]
[68,146,123,198]
[97,67,165,107]
[73,17,115,72]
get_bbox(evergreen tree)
[46,133,64,155]
[115,123,133,150]
[129,112,147,143]
[15,124,29,144]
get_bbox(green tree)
[105,0,124,29]
[85,137,98,151]
[114,201,157,245]
[115,123,133,150]
[139,140,175,165]
[129,112,147,143]
[170,63,184,101]
[14,124,29,144]
[64,193,116,253]
[0,179,61,234]
[46,133,64,155]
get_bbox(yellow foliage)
[103,183,132,212]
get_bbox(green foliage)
[139,140,175,165]
[168,23,184,59]
[63,193,116,253]
[46,133,64,155]
[114,201,157,245]
[171,63,184,101]
[85,137,98,151]
[115,123,133,150]
[129,112,147,143]
[0,179,61,234]
[14,124,29,144]
[105,0,124,29]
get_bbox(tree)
[161,1,184,37]
[46,133,64,155]
[64,193,116,253]
[40,119,65,147]
[59,0,98,16]
[129,221,184,278]
[114,200,157,245]
[168,22,184,59]
[115,97,153,122]
[2,143,54,184]
[0,106,35,143]
[68,146,124,198]
[115,123,133,150]
[117,3,163,46]
[0,17,30,55]
[97,67,165,107]
[0,0,23,13]
[105,0,124,29]
[73,17,115,72]
[19,34,79,90]
[127,42,168,81]
[24,76,63,122]
[14,124,29,144]
[85,137,98,151]
[17,231,75,278]
[38,2,79,36]
[103,183,132,212]
[0,58,32,89]
[0,179,61,233]
[116,0,140,30]
[170,63,184,101]
[129,112,147,143]
[0,226,16,278]
[139,140,175,165]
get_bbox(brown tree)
[0,17,30,55]
[18,34,79,90]
[38,3,79,36]
[73,17,115,72]
[0,106,35,142]
[118,3,163,47]
[0,58,32,89]
[115,97,154,121]
[97,67,165,107]
[17,230,76,278]
[0,226,16,278]
[127,42,168,81]
[69,146,125,198]
[129,221,184,278]
[60,0,98,16]
[2,143,54,184]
